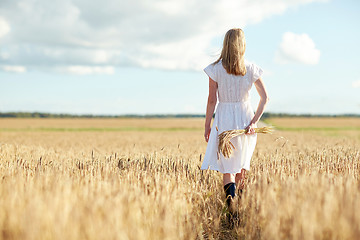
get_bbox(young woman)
[201,28,269,212]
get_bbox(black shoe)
[224,182,236,208]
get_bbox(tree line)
[0,112,359,119]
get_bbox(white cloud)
[0,16,10,38]
[1,65,26,73]
[63,66,114,75]
[0,0,327,73]
[275,32,320,65]
[352,80,360,88]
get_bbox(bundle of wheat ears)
[218,126,274,158]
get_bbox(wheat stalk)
[218,126,274,158]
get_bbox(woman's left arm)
[246,77,269,134]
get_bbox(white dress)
[201,60,263,174]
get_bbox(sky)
[0,0,359,115]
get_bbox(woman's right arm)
[246,77,269,134]
[204,77,218,142]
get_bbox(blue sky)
[0,0,359,115]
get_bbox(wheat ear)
[218,126,274,158]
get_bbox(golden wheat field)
[0,117,359,240]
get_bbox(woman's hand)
[245,122,256,135]
[204,125,211,142]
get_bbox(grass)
[271,126,360,131]
[263,117,360,128]
[0,118,359,240]
[264,117,360,140]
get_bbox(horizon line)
[0,111,359,118]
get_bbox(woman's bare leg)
[223,173,236,213]
[235,169,247,190]
[223,173,235,186]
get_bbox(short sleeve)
[251,63,263,84]
[204,63,217,82]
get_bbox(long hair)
[214,28,246,76]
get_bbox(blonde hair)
[214,28,246,76]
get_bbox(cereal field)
[0,118,359,240]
